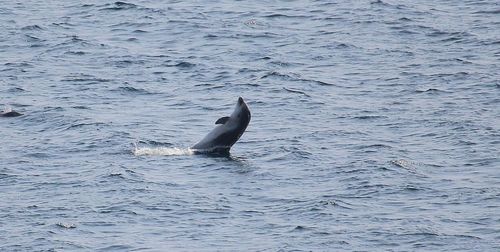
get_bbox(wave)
[133,144,194,156]
[100,1,138,11]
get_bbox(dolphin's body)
[0,108,22,117]
[191,97,251,155]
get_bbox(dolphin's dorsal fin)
[215,116,230,124]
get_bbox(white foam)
[2,106,12,113]
[133,146,194,156]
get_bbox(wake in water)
[132,142,194,156]
[2,106,12,113]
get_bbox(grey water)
[1,0,499,251]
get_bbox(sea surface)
[1,0,499,251]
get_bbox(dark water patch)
[358,143,393,150]
[174,61,196,68]
[333,42,353,49]
[112,59,146,68]
[105,173,126,179]
[23,152,52,159]
[114,86,153,95]
[29,43,44,48]
[81,221,116,227]
[99,1,138,11]
[352,115,388,120]
[0,7,13,14]
[204,34,218,39]
[67,35,88,43]
[193,83,216,88]
[427,31,475,44]
[65,122,105,131]
[464,158,498,167]
[282,87,311,97]
[280,146,312,159]
[96,203,140,215]
[109,22,153,28]
[72,106,89,109]
[167,19,190,25]
[137,140,173,146]
[480,40,500,46]
[473,9,500,14]
[51,22,76,29]
[291,225,309,232]
[437,58,472,64]
[230,32,278,39]
[262,70,339,87]
[21,25,44,31]
[211,71,231,81]
[370,0,390,6]
[263,13,313,19]
[396,29,419,35]
[268,60,294,67]
[240,210,264,217]
[27,204,39,209]
[414,88,450,94]
[64,51,86,55]
[261,71,300,80]
[318,199,353,210]
[98,245,134,251]
[7,87,25,92]
[0,173,18,181]
[61,74,111,83]
[3,62,29,67]
[242,83,260,87]
[24,35,44,42]
[48,35,104,51]
[110,28,127,32]
[427,72,470,79]
[237,67,264,74]
[440,35,469,43]
[458,139,477,146]
[426,30,453,38]
[401,184,424,192]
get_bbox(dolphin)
[191,97,251,155]
[1,107,22,117]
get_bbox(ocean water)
[1,0,499,251]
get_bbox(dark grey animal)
[191,97,251,155]
[1,108,22,117]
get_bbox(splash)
[2,106,12,113]
[133,142,194,156]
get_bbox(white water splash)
[133,144,194,156]
[2,106,12,113]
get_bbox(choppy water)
[1,0,499,251]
